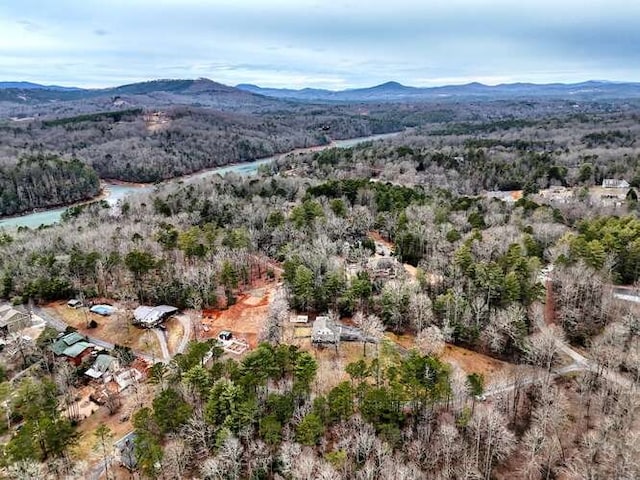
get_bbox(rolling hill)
[236,80,640,102]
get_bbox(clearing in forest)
[385,331,513,382]
[44,301,162,358]
[201,284,276,349]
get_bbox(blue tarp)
[90,304,115,316]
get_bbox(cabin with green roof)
[51,332,94,365]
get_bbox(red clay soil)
[544,280,556,325]
[130,358,150,376]
[201,288,273,349]
[368,230,394,248]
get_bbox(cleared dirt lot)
[201,283,277,349]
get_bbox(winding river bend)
[0,131,402,229]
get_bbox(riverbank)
[0,130,404,229]
[0,184,106,225]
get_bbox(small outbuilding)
[602,179,630,189]
[291,315,309,324]
[67,299,83,309]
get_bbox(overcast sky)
[1,0,639,89]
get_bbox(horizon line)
[1,77,639,92]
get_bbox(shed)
[291,315,309,324]
[602,179,630,189]
[67,299,82,309]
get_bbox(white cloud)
[0,0,639,88]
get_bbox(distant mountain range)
[1,78,640,118]
[0,81,82,91]
[0,78,255,101]
[236,80,640,102]
[0,78,276,118]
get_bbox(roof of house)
[85,354,117,379]
[133,305,178,326]
[62,341,93,358]
[312,316,341,343]
[63,332,85,345]
[114,368,143,390]
[51,332,86,355]
[0,305,28,328]
[603,179,630,188]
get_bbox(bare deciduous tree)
[415,325,446,357]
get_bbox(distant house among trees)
[602,179,630,189]
[311,315,341,345]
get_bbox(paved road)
[484,364,586,398]
[511,312,639,394]
[152,328,170,362]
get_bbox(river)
[0,131,402,229]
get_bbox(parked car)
[67,299,83,309]
[218,330,232,342]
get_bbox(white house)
[602,179,630,189]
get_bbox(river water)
[0,131,401,229]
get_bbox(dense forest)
[273,111,640,195]
[1,114,640,478]
[1,97,635,217]
[0,154,100,216]
[1,94,640,479]
[0,103,438,184]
